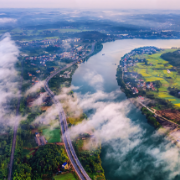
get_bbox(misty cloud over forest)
[0,33,22,127]
[1,8,180,180]
[68,70,180,180]
[1,9,180,32]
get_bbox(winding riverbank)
[71,39,180,180]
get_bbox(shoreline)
[116,47,180,148]
[65,42,106,180]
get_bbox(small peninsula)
[116,46,180,143]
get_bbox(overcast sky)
[1,0,180,9]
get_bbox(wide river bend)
[71,39,180,180]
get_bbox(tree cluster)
[168,87,180,98]
[73,140,105,179]
[13,144,68,180]
[141,107,161,128]
[0,128,13,179]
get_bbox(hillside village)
[117,46,180,107]
[120,46,162,94]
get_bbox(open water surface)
[71,39,180,180]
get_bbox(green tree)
[154,80,162,89]
[13,163,32,180]
[30,144,68,179]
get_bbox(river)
[71,39,180,180]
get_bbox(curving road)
[137,99,180,128]
[44,43,95,180]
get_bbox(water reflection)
[71,39,180,180]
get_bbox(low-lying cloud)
[83,70,104,90]
[69,90,136,141]
[68,87,180,180]
[31,92,48,107]
[62,39,72,51]
[32,78,180,179]
[33,85,82,126]
[0,18,17,24]
[0,33,22,127]
[27,52,180,179]
[33,103,60,125]
[55,86,82,117]
[25,80,45,96]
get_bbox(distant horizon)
[1,8,180,13]
[1,0,180,10]
[1,8,180,10]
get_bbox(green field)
[18,36,60,41]
[58,28,85,33]
[35,28,86,34]
[130,49,180,105]
[0,30,8,34]
[10,28,86,35]
[42,127,61,143]
[54,173,77,180]
[11,28,23,33]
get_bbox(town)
[18,37,94,86]
[119,46,162,94]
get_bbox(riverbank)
[12,41,105,180]
[48,42,106,180]
[116,46,180,147]
[71,39,180,180]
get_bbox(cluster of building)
[59,44,91,60]
[137,81,156,91]
[17,38,79,48]
[113,30,178,39]
[20,38,91,66]
[121,47,160,94]
[120,58,140,72]
[125,79,156,95]
[27,72,40,85]
[132,87,139,94]
[120,47,160,72]
[19,37,93,86]
[56,162,69,174]
[25,54,57,65]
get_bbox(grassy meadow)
[42,127,61,143]
[53,173,77,180]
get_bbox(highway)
[8,62,24,180]
[44,43,95,180]
[8,95,21,180]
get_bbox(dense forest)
[73,139,105,179]
[141,107,161,128]
[0,127,13,179]
[13,144,68,180]
[168,87,180,98]
[161,50,180,74]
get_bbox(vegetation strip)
[43,44,96,180]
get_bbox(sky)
[1,0,180,9]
